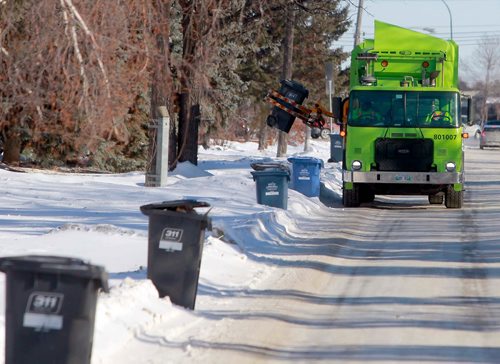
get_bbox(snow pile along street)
[0,140,340,363]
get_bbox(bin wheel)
[311,127,321,139]
[445,185,463,208]
[343,183,360,207]
[320,128,331,139]
[428,193,444,205]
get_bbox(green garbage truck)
[263,20,472,208]
[340,20,472,208]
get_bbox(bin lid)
[251,169,290,181]
[250,162,290,172]
[140,199,210,216]
[0,255,109,292]
[140,200,212,231]
[280,79,309,98]
[287,156,323,165]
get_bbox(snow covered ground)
[0,138,342,363]
[0,133,484,363]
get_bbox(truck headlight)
[445,162,456,172]
[352,160,362,170]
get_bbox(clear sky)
[337,0,500,82]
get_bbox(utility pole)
[325,62,334,131]
[353,0,364,47]
[277,3,295,157]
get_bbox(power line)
[342,32,500,37]
[342,28,500,35]
[340,31,500,41]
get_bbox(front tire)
[343,183,360,207]
[445,185,463,208]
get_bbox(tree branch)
[60,0,89,107]
[62,0,111,98]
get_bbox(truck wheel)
[343,183,360,207]
[428,193,444,204]
[445,185,463,208]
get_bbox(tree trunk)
[277,5,295,158]
[176,2,199,166]
[177,97,199,165]
[168,112,178,171]
[2,126,22,165]
[257,103,271,150]
[482,64,491,121]
[148,4,173,182]
[147,79,161,185]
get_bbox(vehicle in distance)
[480,120,500,149]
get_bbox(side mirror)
[467,96,474,125]
[341,97,350,125]
[331,97,342,120]
[461,94,474,125]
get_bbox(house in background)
[486,96,500,121]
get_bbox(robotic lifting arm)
[264,86,342,138]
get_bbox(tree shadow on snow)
[134,329,500,362]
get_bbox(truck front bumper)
[343,170,463,184]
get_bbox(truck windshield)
[348,90,459,128]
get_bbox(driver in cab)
[426,101,452,125]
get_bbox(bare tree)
[464,36,500,121]
[0,0,349,169]
[0,0,155,165]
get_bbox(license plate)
[394,175,413,182]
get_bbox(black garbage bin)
[0,255,109,364]
[140,200,211,310]
[266,79,309,133]
[328,133,344,163]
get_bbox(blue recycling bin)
[251,169,290,209]
[287,156,323,197]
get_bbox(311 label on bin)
[159,227,184,251]
[265,182,279,196]
[23,292,64,331]
[298,168,310,180]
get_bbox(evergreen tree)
[213,0,351,148]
